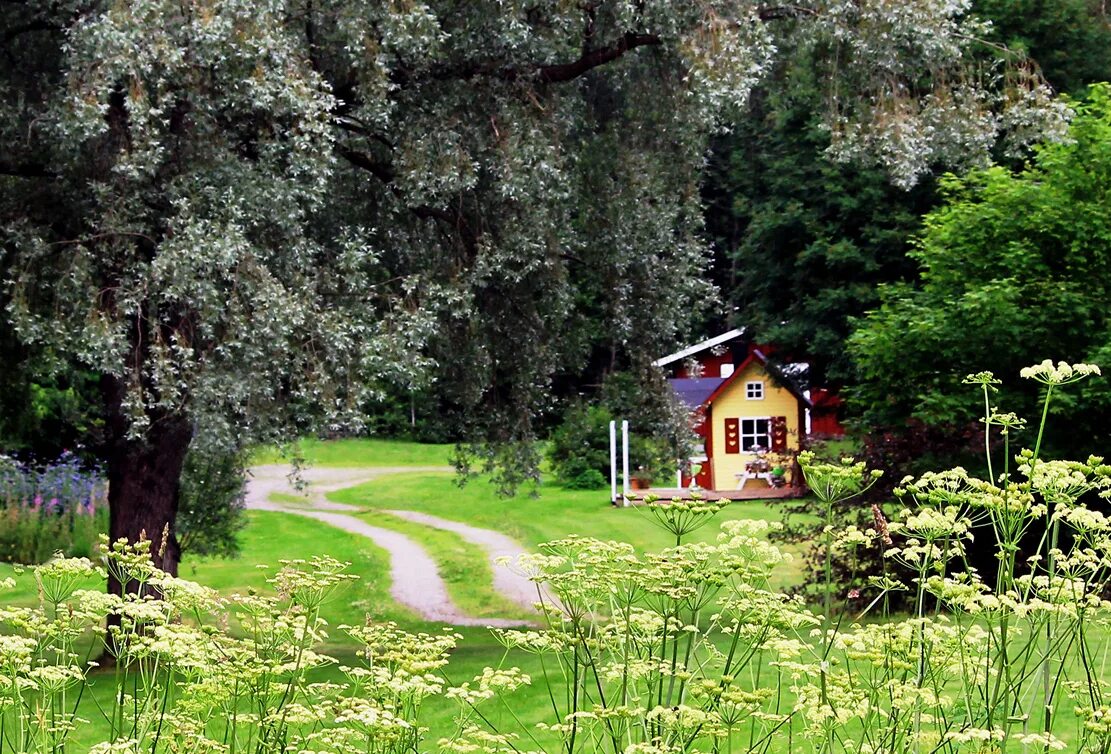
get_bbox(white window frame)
[740,418,771,452]
[745,381,765,400]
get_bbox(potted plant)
[627,435,671,490]
[630,465,655,490]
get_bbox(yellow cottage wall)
[710,362,802,489]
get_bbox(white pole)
[621,420,630,503]
[609,420,618,504]
[676,462,682,489]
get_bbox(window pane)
[740,418,770,451]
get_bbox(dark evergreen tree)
[704,0,1111,388]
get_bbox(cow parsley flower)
[1020,360,1101,385]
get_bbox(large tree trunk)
[101,375,193,589]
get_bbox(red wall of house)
[810,389,846,437]
[672,349,735,379]
[681,410,714,489]
[811,410,845,437]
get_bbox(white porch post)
[621,420,630,504]
[609,420,618,504]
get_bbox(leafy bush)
[0,451,106,563]
[546,402,674,488]
[546,403,614,485]
[177,445,247,558]
[848,85,1111,469]
[561,465,607,490]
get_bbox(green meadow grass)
[328,471,811,591]
[2,462,1103,752]
[0,438,893,753]
[357,509,533,622]
[1,509,417,751]
[1,510,413,629]
[250,437,455,467]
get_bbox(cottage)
[656,329,843,491]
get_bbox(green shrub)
[546,402,675,487]
[561,466,607,490]
[545,403,614,485]
[177,445,247,558]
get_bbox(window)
[745,381,764,399]
[741,418,771,451]
[719,363,735,378]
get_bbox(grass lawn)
[329,471,812,592]
[0,438,838,753]
[1,509,422,751]
[250,436,455,467]
[365,510,535,622]
[1,510,415,630]
[3,437,1104,753]
[185,510,416,631]
[15,500,588,753]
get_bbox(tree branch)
[336,146,395,184]
[756,5,817,21]
[337,143,479,260]
[390,31,663,88]
[535,32,661,84]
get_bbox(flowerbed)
[0,452,106,564]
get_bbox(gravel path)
[245,464,535,626]
[384,509,541,612]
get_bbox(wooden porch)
[625,485,801,502]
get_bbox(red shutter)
[724,418,740,454]
[771,416,788,452]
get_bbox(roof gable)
[700,349,811,408]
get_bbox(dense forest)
[703,0,1111,482]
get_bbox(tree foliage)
[0,0,1067,567]
[977,0,1111,96]
[704,83,936,385]
[0,338,103,461]
[545,381,682,491]
[176,445,247,559]
[704,0,1111,386]
[848,84,1111,464]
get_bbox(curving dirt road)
[244,464,537,626]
